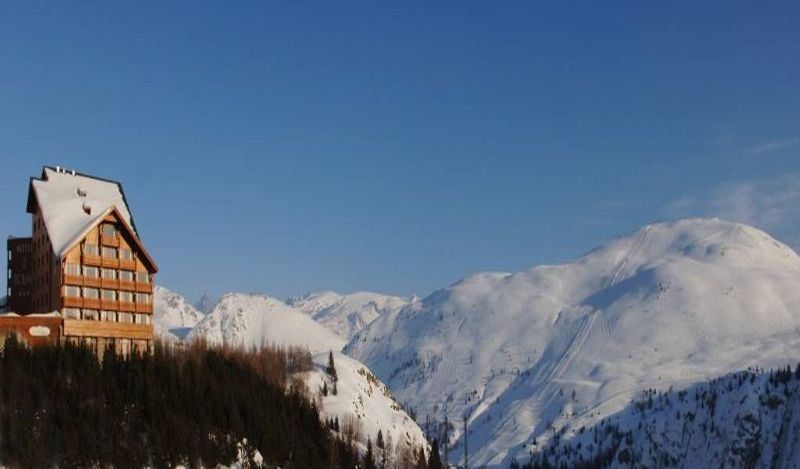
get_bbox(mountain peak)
[346,218,800,466]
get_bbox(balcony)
[101,258,119,268]
[84,277,102,288]
[63,297,82,308]
[63,320,154,341]
[83,254,102,266]
[119,258,136,270]
[135,282,153,293]
[119,301,136,312]
[83,298,101,310]
[101,278,118,289]
[135,303,152,313]
[64,274,83,286]
[119,280,136,291]
[101,299,119,310]
[100,235,119,247]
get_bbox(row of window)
[63,286,150,303]
[62,308,151,324]
[83,244,134,260]
[64,264,150,283]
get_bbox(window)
[118,313,134,324]
[83,288,99,299]
[119,291,133,303]
[136,293,150,304]
[137,314,151,325]
[84,244,100,256]
[83,266,99,277]
[119,271,134,281]
[65,286,81,297]
[136,271,150,283]
[82,309,99,320]
[101,310,116,322]
[102,247,117,259]
[120,249,133,260]
[101,289,116,300]
[65,263,80,275]
[102,268,117,279]
[63,308,80,319]
[101,224,117,237]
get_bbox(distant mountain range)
[155,218,800,467]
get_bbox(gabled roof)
[26,166,157,272]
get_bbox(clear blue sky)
[1,2,798,302]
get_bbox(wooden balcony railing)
[101,258,119,268]
[84,277,102,288]
[135,303,152,313]
[119,301,136,312]
[64,274,83,286]
[119,280,136,291]
[101,278,118,289]
[63,297,82,308]
[63,320,153,341]
[135,282,153,293]
[119,259,136,270]
[101,299,119,310]
[83,254,102,266]
[83,298,101,310]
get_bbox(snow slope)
[186,293,346,353]
[180,293,426,459]
[305,351,428,458]
[153,286,206,340]
[345,218,800,466]
[533,365,800,468]
[288,291,414,341]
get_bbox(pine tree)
[363,438,377,469]
[428,438,444,469]
[322,381,328,396]
[327,350,339,395]
[327,350,338,380]
[415,447,427,469]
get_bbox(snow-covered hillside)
[186,293,346,353]
[153,286,206,340]
[288,291,414,341]
[178,292,427,460]
[529,365,800,468]
[305,351,429,459]
[345,218,800,466]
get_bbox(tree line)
[0,335,442,468]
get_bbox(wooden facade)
[4,167,158,354]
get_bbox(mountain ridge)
[345,218,800,466]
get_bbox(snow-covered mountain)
[186,293,346,353]
[288,291,415,341]
[180,292,427,460]
[305,351,429,458]
[531,365,800,468]
[345,218,800,466]
[153,286,206,340]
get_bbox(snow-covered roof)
[28,166,137,258]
